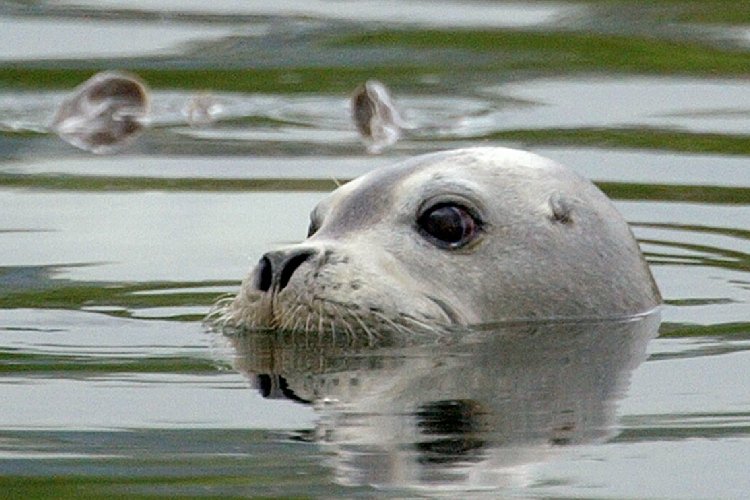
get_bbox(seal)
[51,70,150,154]
[210,147,661,334]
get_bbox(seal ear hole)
[417,203,481,250]
[548,192,574,224]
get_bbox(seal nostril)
[256,374,273,397]
[256,256,273,292]
[278,251,313,291]
[256,249,315,293]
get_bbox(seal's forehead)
[313,147,564,235]
[314,154,432,233]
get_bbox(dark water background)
[1,1,749,498]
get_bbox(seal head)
[212,147,661,334]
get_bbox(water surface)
[1,0,749,498]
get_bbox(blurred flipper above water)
[351,80,404,154]
[50,71,150,154]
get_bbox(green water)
[1,1,749,498]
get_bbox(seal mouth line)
[425,295,462,325]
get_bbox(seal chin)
[273,294,449,339]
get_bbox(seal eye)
[418,204,479,249]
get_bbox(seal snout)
[254,247,317,293]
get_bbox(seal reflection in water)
[225,313,660,491]
[210,147,661,335]
[51,71,150,154]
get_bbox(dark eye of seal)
[417,204,480,249]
